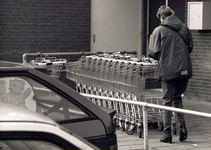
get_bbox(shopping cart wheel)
[152,121,158,129]
[148,120,152,128]
[137,123,143,138]
[119,120,125,131]
[173,122,177,135]
[76,83,81,92]
[113,118,117,127]
[158,121,164,131]
[125,123,136,135]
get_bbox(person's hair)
[156,5,175,20]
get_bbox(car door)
[0,76,110,149]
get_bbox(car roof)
[0,104,99,150]
[0,103,56,125]
[0,61,47,73]
[0,61,37,68]
[0,61,24,67]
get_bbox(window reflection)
[0,77,89,121]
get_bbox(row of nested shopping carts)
[66,52,177,138]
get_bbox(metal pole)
[138,0,143,60]
[81,93,211,118]
[146,0,150,56]
[143,106,149,150]
[166,0,168,6]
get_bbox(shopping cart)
[50,63,63,79]
[65,53,177,137]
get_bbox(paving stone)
[117,96,211,150]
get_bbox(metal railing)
[80,93,211,150]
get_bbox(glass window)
[0,77,89,121]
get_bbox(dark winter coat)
[148,15,193,81]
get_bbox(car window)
[0,77,36,111]
[0,77,89,121]
[0,140,63,150]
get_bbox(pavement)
[116,96,211,150]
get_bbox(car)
[0,61,117,150]
[0,103,99,150]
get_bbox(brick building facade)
[1,0,211,101]
[184,1,211,101]
[0,0,91,62]
[187,30,211,101]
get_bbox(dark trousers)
[162,78,189,130]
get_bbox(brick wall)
[185,1,211,101]
[0,0,91,62]
[1,0,211,101]
[187,30,211,101]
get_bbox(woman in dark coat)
[148,5,193,143]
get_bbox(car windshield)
[0,77,89,121]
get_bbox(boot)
[160,129,172,143]
[179,123,188,141]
